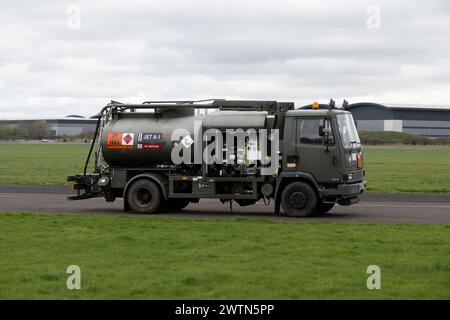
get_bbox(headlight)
[343,173,354,181]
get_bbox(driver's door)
[295,117,340,183]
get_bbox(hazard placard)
[106,132,134,149]
[122,133,134,146]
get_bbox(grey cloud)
[0,0,449,118]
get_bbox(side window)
[298,118,333,145]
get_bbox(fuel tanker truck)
[67,99,366,217]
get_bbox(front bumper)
[322,180,366,198]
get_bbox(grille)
[339,184,360,195]
[354,170,364,181]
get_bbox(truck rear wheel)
[127,179,161,214]
[281,182,317,217]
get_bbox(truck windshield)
[336,113,360,148]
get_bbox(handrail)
[96,99,291,116]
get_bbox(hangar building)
[303,102,450,137]
[346,103,450,137]
[0,115,97,138]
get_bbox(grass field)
[0,213,448,299]
[0,143,91,185]
[363,146,450,193]
[1,143,450,193]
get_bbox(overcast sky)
[1,0,450,118]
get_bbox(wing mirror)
[319,125,333,152]
[319,126,332,137]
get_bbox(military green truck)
[68,99,365,217]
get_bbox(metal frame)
[95,99,293,117]
[168,175,264,199]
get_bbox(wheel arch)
[274,172,321,212]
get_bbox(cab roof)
[286,109,351,117]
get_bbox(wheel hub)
[136,188,152,207]
[289,191,307,209]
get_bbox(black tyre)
[281,182,318,217]
[126,179,161,214]
[163,199,191,212]
[315,202,335,215]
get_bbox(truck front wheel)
[127,179,161,214]
[281,182,318,217]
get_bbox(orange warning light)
[312,101,319,109]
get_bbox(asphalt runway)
[0,185,449,224]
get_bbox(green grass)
[1,143,450,193]
[0,143,90,185]
[364,146,450,193]
[0,213,448,299]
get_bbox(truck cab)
[275,108,365,216]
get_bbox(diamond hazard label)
[180,134,194,149]
[122,133,134,145]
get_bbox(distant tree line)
[58,131,96,142]
[0,120,51,139]
[358,130,450,145]
[0,121,96,141]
